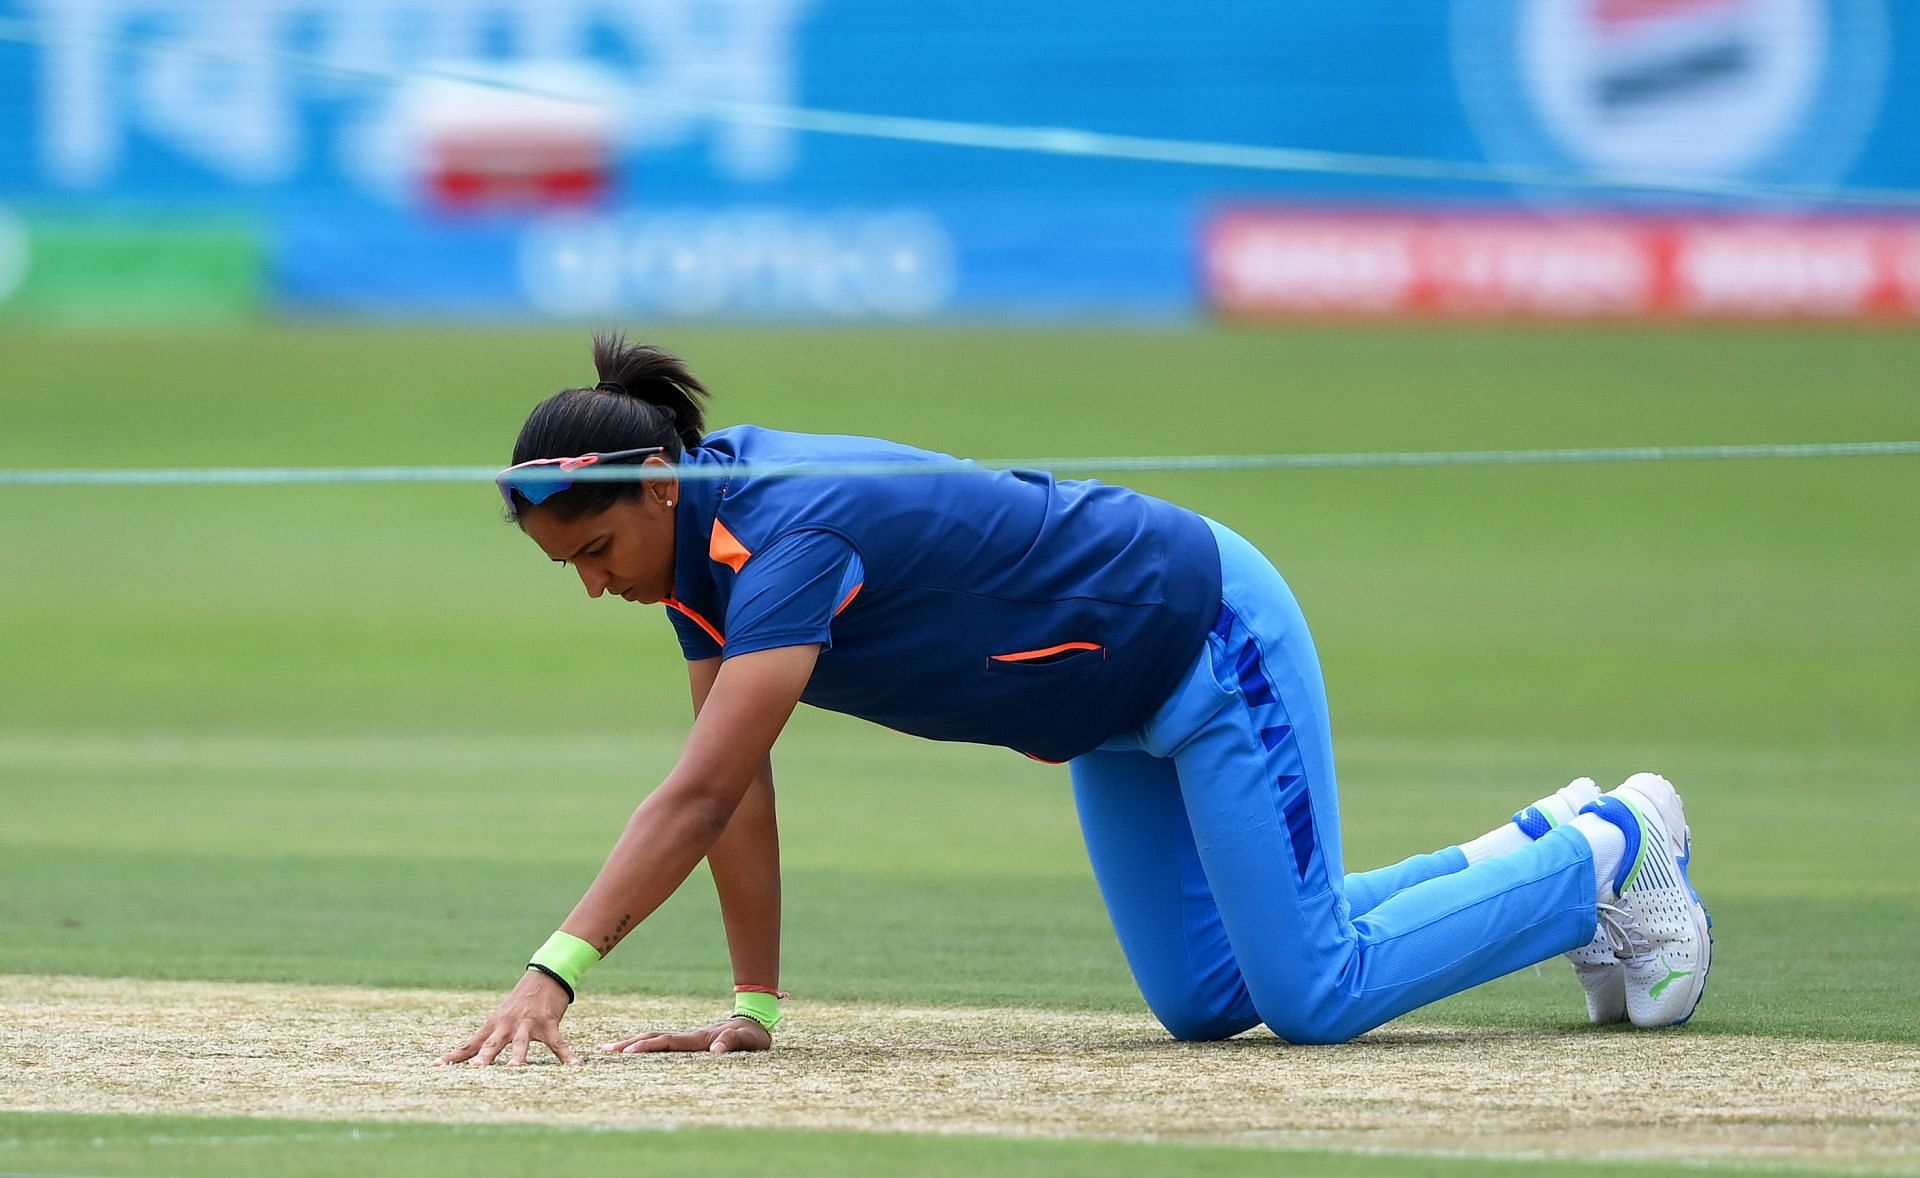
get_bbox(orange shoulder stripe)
[709,518,751,573]
[833,582,864,617]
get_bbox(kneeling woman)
[439,335,1710,1067]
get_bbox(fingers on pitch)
[469,1030,510,1067]
[599,1032,658,1053]
[619,1031,675,1053]
[435,1029,487,1066]
[712,1025,758,1054]
[548,1029,582,1066]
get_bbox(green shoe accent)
[1649,957,1694,1000]
[1617,798,1652,894]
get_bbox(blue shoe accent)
[1579,795,1643,897]
[1677,834,1713,930]
[1511,805,1554,841]
[1677,834,1706,908]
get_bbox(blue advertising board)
[0,1,1914,319]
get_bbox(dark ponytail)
[506,332,712,520]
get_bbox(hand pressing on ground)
[601,1017,772,1055]
[436,969,581,1067]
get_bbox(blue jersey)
[663,426,1222,763]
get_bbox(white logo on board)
[1453,0,1889,188]
[27,0,812,193]
[1522,0,1820,177]
[520,210,957,319]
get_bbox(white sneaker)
[1583,773,1713,1028]
[1511,777,1626,1025]
[1565,924,1628,1025]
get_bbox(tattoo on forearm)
[602,914,632,952]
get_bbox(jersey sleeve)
[722,529,864,659]
[665,606,724,662]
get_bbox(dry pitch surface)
[4,974,1916,1171]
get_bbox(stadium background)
[1,3,1917,1175]
[3,0,1919,322]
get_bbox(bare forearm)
[560,780,732,956]
[555,647,811,964]
[445,649,814,1067]
[707,762,781,987]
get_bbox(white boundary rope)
[2,441,1914,488]
[1,18,1919,208]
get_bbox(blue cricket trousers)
[1069,519,1601,1044]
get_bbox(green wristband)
[732,990,782,1032]
[528,931,601,997]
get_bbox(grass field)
[2,323,1917,1175]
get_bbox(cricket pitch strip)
[4,974,1916,1170]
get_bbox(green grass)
[0,1112,1886,1178]
[2,323,1917,1169]
[1,730,1913,1037]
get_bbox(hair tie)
[594,380,623,394]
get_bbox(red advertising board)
[1205,210,1920,321]
[428,132,610,210]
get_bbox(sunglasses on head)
[495,447,665,517]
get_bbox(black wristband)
[526,962,575,1003]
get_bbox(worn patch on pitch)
[4,975,1916,1170]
